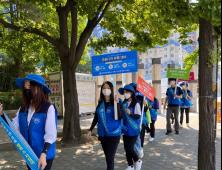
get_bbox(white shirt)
[127,102,142,116]
[12,105,57,144]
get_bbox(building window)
[145,58,149,63]
[155,50,157,53]
[171,47,174,51]
[150,57,153,60]
[164,48,167,51]
[150,70,152,73]
[150,50,152,53]
[171,54,174,57]
[146,71,149,74]
[165,68,167,71]
[139,59,142,64]
[164,55,167,58]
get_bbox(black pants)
[140,124,149,148]
[123,135,139,166]
[101,141,119,170]
[180,108,190,124]
[27,159,54,170]
[148,120,156,138]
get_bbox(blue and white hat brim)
[16,78,51,94]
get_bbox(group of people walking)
[0,74,193,170]
[87,81,160,170]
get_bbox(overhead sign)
[137,76,155,102]
[167,69,190,80]
[0,112,41,170]
[91,51,138,76]
[178,72,195,82]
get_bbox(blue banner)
[0,111,41,170]
[91,51,138,76]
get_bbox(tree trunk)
[61,55,82,141]
[198,16,216,170]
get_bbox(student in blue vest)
[179,82,193,128]
[164,78,183,135]
[129,83,149,158]
[0,74,57,170]
[87,81,122,170]
[119,85,143,170]
[147,95,160,142]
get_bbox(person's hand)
[143,100,147,106]
[114,95,119,103]
[0,103,3,116]
[87,131,92,140]
[149,106,152,109]
[186,93,189,98]
[125,109,131,115]
[174,94,178,98]
[38,153,47,170]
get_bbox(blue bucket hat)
[168,78,177,84]
[130,83,137,88]
[180,82,188,87]
[118,85,135,95]
[16,74,51,94]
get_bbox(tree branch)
[69,0,78,66]
[73,0,113,68]
[0,10,18,16]
[0,19,60,48]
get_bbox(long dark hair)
[98,81,114,104]
[22,81,49,113]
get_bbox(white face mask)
[124,93,131,99]
[170,81,176,86]
[182,85,186,90]
[102,89,112,97]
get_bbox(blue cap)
[118,85,135,95]
[16,74,51,94]
[129,83,137,88]
[180,82,188,87]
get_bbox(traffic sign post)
[92,51,138,120]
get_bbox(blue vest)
[148,99,158,118]
[123,100,140,136]
[96,102,122,137]
[19,102,57,160]
[181,90,193,107]
[136,93,149,125]
[167,87,181,105]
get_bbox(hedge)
[0,91,23,110]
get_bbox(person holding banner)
[0,74,57,170]
[147,96,160,142]
[118,85,143,170]
[164,78,183,135]
[179,82,193,128]
[87,81,122,170]
[130,83,149,157]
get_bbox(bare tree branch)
[73,0,113,68]
[0,18,60,48]
[69,0,78,67]
[0,9,18,16]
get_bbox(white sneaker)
[125,166,134,170]
[187,123,190,127]
[135,160,143,170]
[149,137,154,142]
[180,124,183,128]
[138,148,144,159]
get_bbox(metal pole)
[113,74,118,120]
[140,96,145,128]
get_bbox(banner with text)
[167,69,190,80]
[0,112,41,170]
[137,76,155,102]
[178,72,195,82]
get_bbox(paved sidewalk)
[0,113,221,170]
